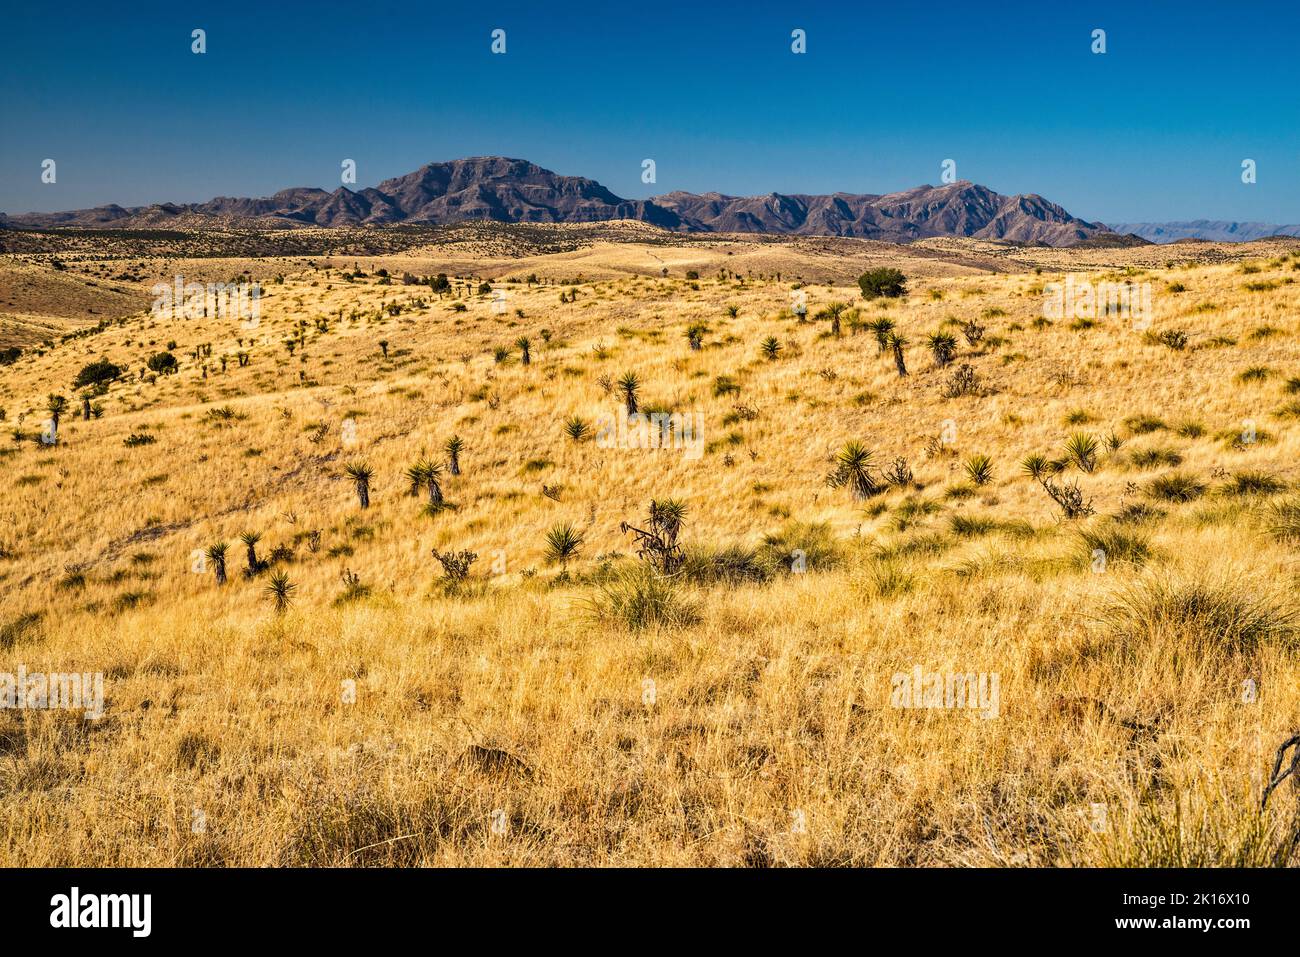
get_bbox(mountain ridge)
[1105,220,1300,244]
[4,155,1112,247]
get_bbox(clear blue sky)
[2,0,1297,223]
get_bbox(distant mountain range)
[1104,220,1300,244]
[0,155,1156,247]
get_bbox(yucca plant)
[620,499,687,574]
[265,571,296,613]
[515,337,531,366]
[544,522,585,571]
[964,453,994,486]
[424,461,445,507]
[564,415,590,442]
[926,332,958,367]
[45,393,67,443]
[206,542,228,586]
[444,435,464,475]
[405,458,432,496]
[890,334,909,377]
[239,531,262,577]
[1064,432,1100,473]
[760,336,782,361]
[685,323,707,350]
[617,371,641,416]
[826,442,881,501]
[823,301,848,337]
[869,317,895,354]
[343,461,374,509]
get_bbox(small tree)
[147,351,178,375]
[857,268,907,300]
[821,301,848,337]
[424,461,445,507]
[73,359,122,389]
[378,340,389,359]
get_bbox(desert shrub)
[1078,524,1152,567]
[1220,471,1286,497]
[861,559,915,598]
[949,514,999,537]
[583,565,699,629]
[1268,499,1300,542]
[0,612,43,650]
[1148,472,1206,503]
[680,545,772,585]
[1101,795,1300,868]
[890,498,941,531]
[1099,570,1295,653]
[1064,433,1100,472]
[963,454,994,486]
[1113,502,1165,524]
[1124,414,1167,435]
[756,520,840,574]
[1130,447,1182,469]
[941,363,983,398]
[1237,366,1273,384]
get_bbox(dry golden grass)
[2,231,1300,865]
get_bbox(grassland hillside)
[2,227,1300,865]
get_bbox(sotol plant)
[964,454,994,486]
[544,522,585,571]
[564,415,590,442]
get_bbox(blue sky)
[2,0,1297,223]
